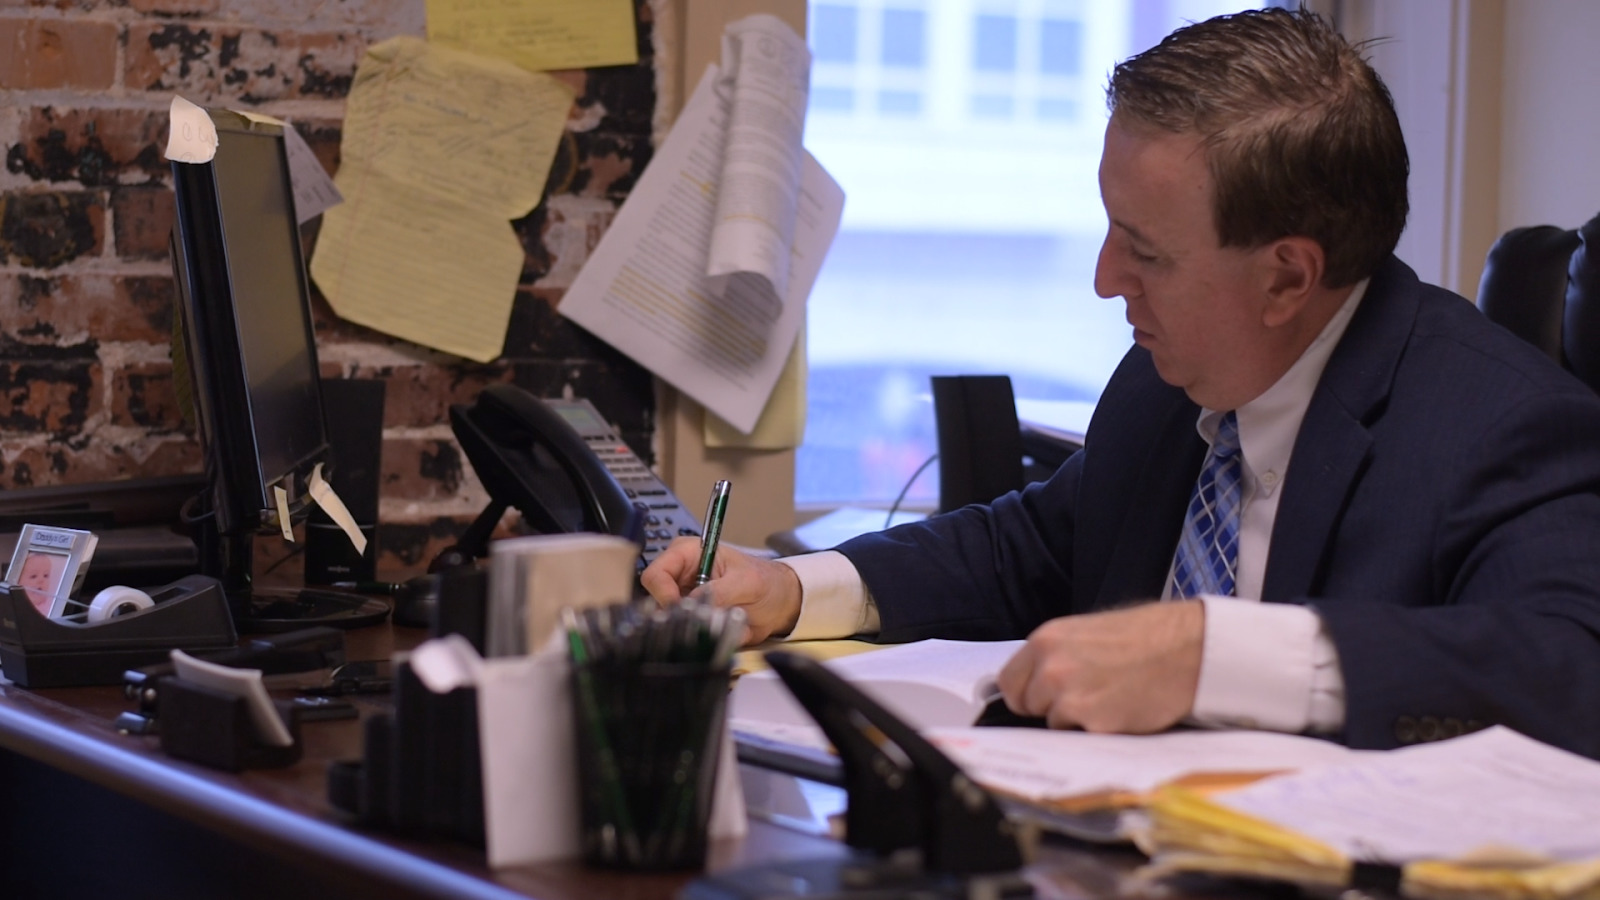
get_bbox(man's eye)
[1130,247,1159,263]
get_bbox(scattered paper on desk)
[280,123,342,223]
[307,463,366,556]
[1209,726,1600,864]
[425,0,637,72]
[309,36,572,362]
[164,95,217,163]
[559,35,845,433]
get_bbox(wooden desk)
[0,623,1170,900]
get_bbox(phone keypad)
[547,399,701,568]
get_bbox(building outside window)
[799,0,1265,509]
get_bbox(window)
[799,0,1263,509]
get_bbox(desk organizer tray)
[0,575,237,687]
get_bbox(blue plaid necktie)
[1171,411,1243,598]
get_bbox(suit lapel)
[1261,256,1421,603]
[1096,391,1207,607]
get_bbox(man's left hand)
[996,601,1205,733]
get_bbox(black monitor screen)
[210,128,326,489]
[170,110,329,536]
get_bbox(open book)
[1140,726,1600,900]
[729,639,1363,834]
[730,639,1020,746]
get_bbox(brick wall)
[1,0,660,576]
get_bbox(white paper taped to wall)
[165,96,218,163]
[307,462,368,556]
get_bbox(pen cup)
[569,658,731,870]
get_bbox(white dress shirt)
[777,279,1371,736]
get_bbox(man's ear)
[1259,236,1325,328]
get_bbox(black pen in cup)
[693,480,731,588]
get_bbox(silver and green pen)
[693,480,731,587]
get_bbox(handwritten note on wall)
[425,0,638,72]
[309,37,572,363]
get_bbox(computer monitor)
[168,108,386,631]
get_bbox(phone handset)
[442,386,700,570]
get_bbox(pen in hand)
[694,480,731,588]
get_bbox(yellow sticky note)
[309,37,572,362]
[426,0,638,72]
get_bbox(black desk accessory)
[683,651,1034,900]
[115,626,347,735]
[390,565,489,652]
[0,575,236,688]
[157,674,305,771]
[326,658,485,844]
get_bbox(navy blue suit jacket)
[838,256,1600,755]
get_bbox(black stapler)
[682,651,1035,900]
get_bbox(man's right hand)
[639,537,803,644]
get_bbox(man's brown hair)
[1107,8,1408,287]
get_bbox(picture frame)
[5,524,99,619]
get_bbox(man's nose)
[1093,237,1130,300]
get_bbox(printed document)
[558,15,844,434]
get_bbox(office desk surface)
[0,624,1201,900]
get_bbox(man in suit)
[642,9,1600,755]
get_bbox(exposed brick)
[344,362,508,428]
[111,186,175,260]
[129,0,219,15]
[381,436,471,504]
[566,130,652,200]
[6,107,170,187]
[0,19,118,90]
[0,190,105,268]
[114,275,178,342]
[0,437,201,489]
[503,286,618,361]
[373,515,474,577]
[110,362,185,430]
[0,273,173,345]
[575,58,656,138]
[527,197,616,289]
[0,360,101,435]
[213,0,424,32]
[126,23,364,103]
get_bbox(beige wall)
[656,0,807,549]
[1497,1,1600,234]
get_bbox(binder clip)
[683,651,1034,900]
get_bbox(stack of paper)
[1138,726,1600,900]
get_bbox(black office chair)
[1476,210,1600,393]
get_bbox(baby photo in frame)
[5,524,98,619]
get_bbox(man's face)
[1093,119,1275,410]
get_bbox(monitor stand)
[209,529,389,634]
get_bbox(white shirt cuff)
[777,551,880,640]
[1192,596,1344,733]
